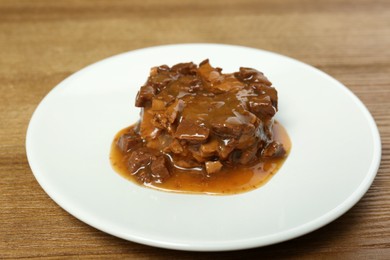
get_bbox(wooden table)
[1,0,389,258]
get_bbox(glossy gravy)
[110,121,291,195]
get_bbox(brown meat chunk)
[175,118,209,142]
[198,60,224,84]
[117,133,141,153]
[135,85,155,107]
[211,121,255,139]
[200,138,219,157]
[234,67,272,86]
[217,139,236,160]
[169,139,184,154]
[128,148,154,173]
[238,144,258,164]
[248,96,276,118]
[171,62,198,75]
[262,141,286,158]
[150,156,170,182]
[165,99,185,123]
[152,99,185,131]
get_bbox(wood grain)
[1,0,389,258]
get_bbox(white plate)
[26,44,381,251]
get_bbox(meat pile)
[117,60,286,184]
